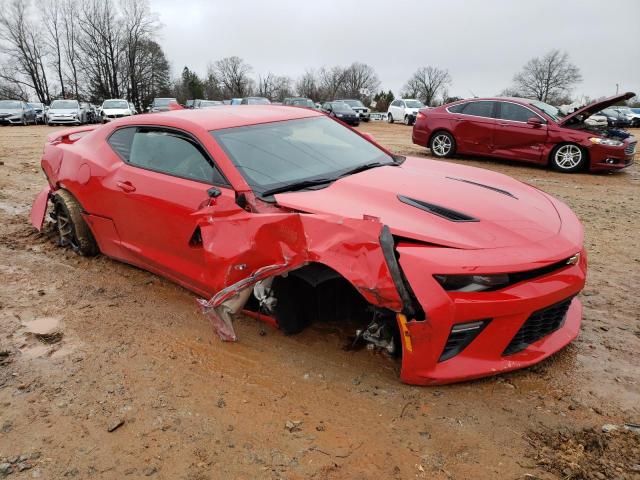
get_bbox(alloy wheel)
[554,145,582,170]
[55,204,80,251]
[432,134,452,156]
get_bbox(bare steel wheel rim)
[555,145,582,169]
[432,134,452,156]
[56,205,79,251]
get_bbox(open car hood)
[274,158,562,250]
[559,91,635,126]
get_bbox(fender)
[30,185,52,231]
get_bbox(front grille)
[625,141,637,156]
[502,297,573,356]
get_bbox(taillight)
[417,112,426,120]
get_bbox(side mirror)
[527,117,543,126]
[207,187,221,198]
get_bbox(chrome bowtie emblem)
[566,253,581,265]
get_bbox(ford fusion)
[413,92,636,172]
[31,106,586,384]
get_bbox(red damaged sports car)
[413,92,637,172]
[31,106,587,385]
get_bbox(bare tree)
[318,65,347,101]
[510,50,582,104]
[0,0,51,102]
[42,0,66,97]
[214,56,253,98]
[256,72,293,101]
[402,66,451,106]
[120,0,158,108]
[342,62,380,100]
[203,63,223,100]
[295,69,320,100]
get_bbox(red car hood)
[275,158,562,250]
[559,91,635,126]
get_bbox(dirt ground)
[0,122,638,479]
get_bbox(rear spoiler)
[47,124,100,145]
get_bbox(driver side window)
[108,127,226,185]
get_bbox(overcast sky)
[150,0,640,100]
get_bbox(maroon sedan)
[412,92,637,172]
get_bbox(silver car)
[0,100,37,125]
[47,99,83,125]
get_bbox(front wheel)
[52,190,99,256]
[429,132,456,158]
[550,144,586,172]
[387,113,394,124]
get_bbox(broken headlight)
[588,137,623,147]
[434,274,510,292]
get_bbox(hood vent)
[398,195,478,222]
[446,177,517,199]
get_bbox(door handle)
[116,180,136,192]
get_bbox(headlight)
[336,113,344,118]
[589,137,623,147]
[434,274,510,292]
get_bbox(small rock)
[143,466,157,476]
[107,418,125,432]
[630,464,640,472]
[285,420,302,432]
[315,422,326,432]
[0,463,12,475]
[594,472,605,480]
[216,398,226,408]
[17,462,32,472]
[624,423,640,435]
[601,424,618,433]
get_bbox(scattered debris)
[107,418,125,432]
[528,426,640,480]
[285,420,303,432]
[22,316,63,344]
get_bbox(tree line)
[1,1,612,109]
[0,0,171,109]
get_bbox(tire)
[52,190,99,256]
[21,116,27,126]
[387,113,394,124]
[404,115,412,126]
[550,144,587,172]
[429,131,456,158]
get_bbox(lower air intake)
[502,297,574,356]
[439,319,490,362]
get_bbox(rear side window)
[108,127,227,185]
[498,102,538,122]
[461,101,495,118]
[447,103,467,113]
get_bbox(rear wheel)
[387,113,394,124]
[550,144,586,172]
[429,131,456,158]
[404,115,411,125]
[52,190,99,256]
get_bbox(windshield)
[103,100,129,109]
[247,98,270,105]
[292,99,314,107]
[50,100,79,109]
[405,100,424,108]
[342,100,364,108]
[0,100,21,109]
[28,103,43,109]
[529,100,566,122]
[331,103,353,113]
[153,98,175,107]
[211,116,393,195]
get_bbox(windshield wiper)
[338,161,392,178]
[260,178,335,197]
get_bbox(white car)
[585,114,608,127]
[47,99,83,125]
[101,99,134,123]
[612,106,640,127]
[387,98,425,125]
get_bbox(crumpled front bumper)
[395,236,586,385]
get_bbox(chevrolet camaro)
[30,106,587,385]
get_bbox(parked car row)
[0,97,141,126]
